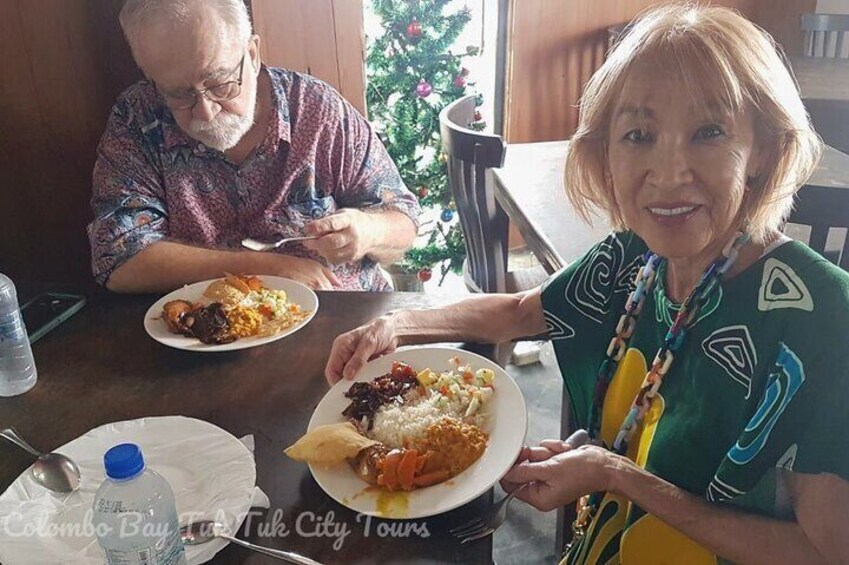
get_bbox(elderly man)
[88,0,420,292]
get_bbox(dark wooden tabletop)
[790,56,849,103]
[493,140,849,273]
[0,289,494,565]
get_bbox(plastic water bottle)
[92,444,187,565]
[0,274,37,397]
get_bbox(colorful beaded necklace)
[570,230,751,544]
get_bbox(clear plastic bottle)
[92,443,187,565]
[0,273,37,397]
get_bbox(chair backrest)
[607,22,629,53]
[801,13,849,58]
[805,98,849,155]
[786,183,849,270]
[439,95,508,293]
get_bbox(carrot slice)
[415,451,430,473]
[397,449,418,491]
[381,449,403,491]
[413,469,451,487]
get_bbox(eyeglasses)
[156,53,246,110]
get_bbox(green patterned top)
[541,231,849,565]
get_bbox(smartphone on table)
[20,292,86,345]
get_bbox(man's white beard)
[187,91,257,151]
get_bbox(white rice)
[369,390,488,449]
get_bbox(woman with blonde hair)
[324,5,849,563]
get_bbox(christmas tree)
[366,0,484,285]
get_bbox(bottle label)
[102,530,185,565]
[0,314,25,344]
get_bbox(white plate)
[144,276,318,352]
[0,416,256,565]
[307,346,527,519]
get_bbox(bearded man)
[89,0,420,292]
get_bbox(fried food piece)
[203,279,247,305]
[350,444,390,484]
[285,422,379,467]
[162,300,194,334]
[242,275,263,291]
[224,273,251,294]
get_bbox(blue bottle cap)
[104,443,145,479]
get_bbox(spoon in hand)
[241,236,318,252]
[0,428,81,493]
[182,520,324,565]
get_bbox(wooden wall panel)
[332,0,368,115]
[0,0,141,288]
[752,0,817,58]
[501,0,814,143]
[250,0,366,115]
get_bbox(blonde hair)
[565,3,823,245]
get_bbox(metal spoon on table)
[0,427,81,493]
[182,520,324,565]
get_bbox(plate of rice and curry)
[144,274,317,351]
[287,347,527,519]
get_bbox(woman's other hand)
[500,444,620,512]
[324,314,400,385]
[500,439,574,493]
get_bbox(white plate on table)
[0,416,256,565]
[144,276,318,352]
[307,346,528,519]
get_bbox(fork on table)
[450,483,529,544]
[241,235,318,252]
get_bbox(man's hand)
[255,253,341,290]
[303,209,375,265]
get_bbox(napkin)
[0,416,258,565]
[240,434,270,510]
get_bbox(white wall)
[817,0,849,14]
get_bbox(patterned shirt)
[88,67,420,290]
[541,231,849,564]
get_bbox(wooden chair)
[787,183,849,270]
[607,22,629,53]
[801,13,849,59]
[439,95,547,295]
[439,96,548,366]
[555,386,578,558]
[805,98,849,155]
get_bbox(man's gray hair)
[120,0,252,53]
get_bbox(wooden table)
[0,289,493,564]
[493,140,849,273]
[790,56,849,103]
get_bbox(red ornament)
[406,18,422,39]
[474,110,482,122]
[453,75,466,89]
[417,186,428,198]
[415,80,433,98]
[417,268,432,282]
